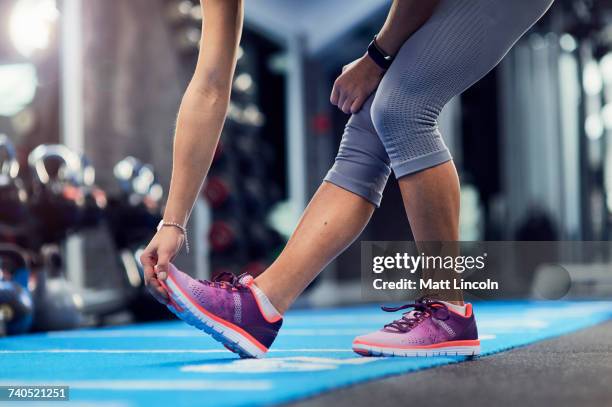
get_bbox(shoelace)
[382,298,450,333]
[199,271,250,290]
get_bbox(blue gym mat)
[1,301,612,406]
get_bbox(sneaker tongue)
[239,274,254,286]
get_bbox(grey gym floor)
[288,320,612,407]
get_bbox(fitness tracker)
[367,35,394,70]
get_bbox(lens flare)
[9,0,59,58]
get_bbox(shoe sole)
[162,275,267,359]
[352,340,480,357]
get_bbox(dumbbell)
[232,72,256,101]
[165,0,201,25]
[209,220,243,254]
[202,175,235,209]
[109,157,163,247]
[113,156,162,200]
[227,103,266,130]
[0,135,28,226]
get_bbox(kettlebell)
[79,154,107,228]
[0,280,33,335]
[31,246,82,331]
[27,145,85,244]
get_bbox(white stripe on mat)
[45,329,368,338]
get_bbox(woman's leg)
[254,182,374,313]
[368,0,555,303]
[255,96,391,313]
[397,161,463,303]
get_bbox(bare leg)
[254,182,374,314]
[255,160,464,312]
[397,160,464,304]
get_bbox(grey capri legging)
[324,0,554,207]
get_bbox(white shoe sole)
[353,342,480,357]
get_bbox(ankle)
[251,278,288,316]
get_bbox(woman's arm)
[141,0,243,303]
[330,0,440,114]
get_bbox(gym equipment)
[202,176,235,209]
[107,157,170,321]
[0,135,28,226]
[31,246,82,331]
[241,178,281,217]
[0,246,33,335]
[108,156,163,248]
[211,141,226,166]
[79,155,107,228]
[165,0,201,25]
[0,280,33,335]
[174,27,201,53]
[246,222,284,258]
[233,72,256,97]
[0,245,33,336]
[209,220,241,253]
[227,102,265,129]
[0,312,5,337]
[27,145,85,246]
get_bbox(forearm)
[376,0,440,56]
[163,86,229,225]
[162,0,243,226]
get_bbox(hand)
[139,226,185,304]
[330,54,385,114]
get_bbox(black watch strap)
[367,36,393,70]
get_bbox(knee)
[324,112,391,207]
[370,90,440,141]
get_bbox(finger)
[330,84,340,105]
[341,95,354,114]
[155,251,171,281]
[350,96,366,114]
[335,91,349,112]
[140,250,157,284]
[147,277,169,304]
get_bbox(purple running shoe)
[160,264,282,358]
[353,298,480,357]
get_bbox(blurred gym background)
[0,0,611,335]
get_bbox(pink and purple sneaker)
[353,298,480,357]
[160,264,282,358]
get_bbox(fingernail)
[158,272,167,280]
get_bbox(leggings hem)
[393,150,453,179]
[323,172,383,208]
